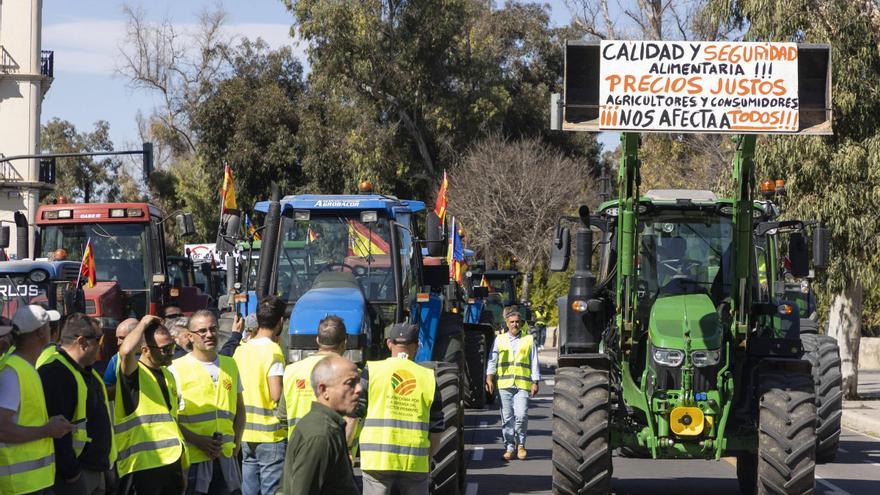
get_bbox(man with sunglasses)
[169,310,244,495]
[485,305,540,461]
[38,314,116,495]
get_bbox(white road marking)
[479,421,488,428]
[471,446,484,461]
[465,482,479,495]
[816,475,853,495]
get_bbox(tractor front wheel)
[424,361,464,495]
[737,369,817,495]
[463,330,487,409]
[552,366,613,495]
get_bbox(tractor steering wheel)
[659,259,700,278]
[319,262,358,274]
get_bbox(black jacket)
[38,349,113,480]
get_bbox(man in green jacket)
[280,355,362,494]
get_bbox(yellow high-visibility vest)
[282,354,327,438]
[0,355,55,495]
[496,333,534,390]
[171,354,239,463]
[114,361,184,477]
[359,357,435,473]
[233,341,287,442]
[38,351,118,463]
[35,344,58,368]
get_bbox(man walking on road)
[0,305,74,495]
[486,305,540,461]
[279,315,348,437]
[39,315,117,495]
[115,315,186,495]
[280,355,362,495]
[233,296,287,495]
[358,323,443,495]
[170,310,245,495]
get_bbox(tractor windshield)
[274,213,400,303]
[40,223,150,291]
[636,210,733,303]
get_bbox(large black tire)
[552,367,613,495]
[736,369,817,495]
[463,330,487,409]
[423,361,463,495]
[801,333,843,463]
[799,319,819,334]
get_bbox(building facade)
[0,0,51,258]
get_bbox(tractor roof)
[644,189,718,201]
[255,194,425,218]
[0,260,81,280]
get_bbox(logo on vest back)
[296,379,307,390]
[391,369,417,396]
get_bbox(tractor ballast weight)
[549,40,833,495]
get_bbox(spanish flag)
[480,275,490,288]
[348,221,389,257]
[434,170,448,224]
[79,239,96,288]
[246,214,261,241]
[222,164,237,212]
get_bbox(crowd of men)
[0,296,543,495]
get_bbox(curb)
[841,402,880,438]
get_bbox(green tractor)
[753,187,842,462]
[549,133,831,494]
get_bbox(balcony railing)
[40,50,53,78]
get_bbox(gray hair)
[309,355,336,397]
[167,317,189,337]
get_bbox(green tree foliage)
[40,119,128,203]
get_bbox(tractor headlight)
[29,269,49,283]
[571,299,588,312]
[652,348,684,367]
[691,349,721,367]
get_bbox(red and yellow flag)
[348,221,390,257]
[79,239,96,288]
[222,164,237,212]
[434,170,448,224]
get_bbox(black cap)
[387,323,419,344]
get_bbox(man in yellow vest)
[279,315,348,438]
[0,317,13,364]
[116,315,186,494]
[0,305,75,495]
[486,305,540,461]
[35,311,62,368]
[358,323,443,495]
[233,296,287,495]
[38,314,117,495]
[170,310,244,495]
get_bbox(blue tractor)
[241,186,468,493]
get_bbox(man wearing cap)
[0,305,75,495]
[116,315,186,494]
[357,323,444,495]
[486,305,540,461]
[38,314,117,495]
[233,296,287,495]
[170,310,244,495]
[35,309,62,368]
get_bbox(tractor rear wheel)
[424,361,464,495]
[801,333,843,462]
[737,369,816,495]
[463,330,487,409]
[552,366,612,495]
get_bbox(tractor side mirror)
[813,226,830,269]
[471,286,489,298]
[425,211,446,258]
[177,213,196,237]
[550,226,571,272]
[788,232,809,277]
[0,226,9,249]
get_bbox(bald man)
[280,356,362,495]
[102,318,140,397]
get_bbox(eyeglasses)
[164,313,184,319]
[190,325,218,336]
[147,343,177,354]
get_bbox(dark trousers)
[121,462,185,495]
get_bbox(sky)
[40,0,615,157]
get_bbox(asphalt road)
[462,367,880,495]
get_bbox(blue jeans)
[241,440,286,495]
[499,388,530,451]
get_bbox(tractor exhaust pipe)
[14,212,29,259]
[562,206,601,353]
[255,184,281,300]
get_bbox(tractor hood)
[289,286,366,336]
[648,294,721,350]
